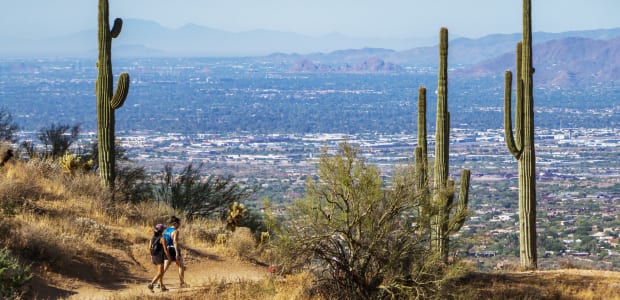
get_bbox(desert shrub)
[227,227,257,259]
[0,181,44,216]
[184,218,223,245]
[113,164,153,203]
[277,143,454,299]
[155,162,255,221]
[73,217,111,242]
[272,272,316,300]
[25,158,60,179]
[226,201,248,232]
[37,123,80,159]
[239,208,269,239]
[0,247,32,299]
[58,152,93,176]
[0,142,14,168]
[0,108,19,143]
[60,170,108,201]
[11,221,69,265]
[130,201,174,227]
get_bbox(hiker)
[148,223,171,292]
[163,216,186,287]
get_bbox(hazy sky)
[2,0,620,39]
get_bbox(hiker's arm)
[173,230,180,256]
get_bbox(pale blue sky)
[1,0,620,39]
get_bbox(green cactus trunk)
[415,87,429,229]
[415,28,470,262]
[96,0,129,188]
[432,27,450,259]
[503,0,537,270]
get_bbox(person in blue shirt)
[163,216,186,287]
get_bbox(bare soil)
[27,246,270,299]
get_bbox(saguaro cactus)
[415,28,471,262]
[503,0,537,270]
[96,0,129,187]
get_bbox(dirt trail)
[31,249,270,300]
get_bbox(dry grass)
[101,273,320,300]
[183,218,224,247]
[454,269,620,300]
[3,159,620,299]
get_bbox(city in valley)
[2,57,620,270]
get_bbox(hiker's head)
[155,223,165,233]
[169,216,181,227]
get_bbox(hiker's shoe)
[180,282,189,288]
[154,283,160,289]
[160,285,168,292]
[147,283,154,291]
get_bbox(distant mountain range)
[2,18,620,64]
[2,19,620,87]
[456,36,620,88]
[0,19,433,58]
[280,31,620,88]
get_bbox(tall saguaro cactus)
[415,28,471,262]
[96,0,129,187]
[503,0,537,269]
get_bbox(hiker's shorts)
[167,246,181,261]
[151,254,164,265]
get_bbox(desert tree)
[0,107,19,143]
[155,162,254,221]
[37,123,80,159]
[278,143,451,299]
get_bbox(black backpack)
[150,235,164,256]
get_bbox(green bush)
[155,162,254,220]
[278,143,447,299]
[0,247,32,298]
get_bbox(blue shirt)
[163,227,176,246]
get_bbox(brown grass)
[453,269,620,300]
[2,159,620,299]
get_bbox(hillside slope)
[2,160,620,299]
[458,36,620,88]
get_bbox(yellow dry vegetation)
[1,159,619,299]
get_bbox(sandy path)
[61,252,270,299]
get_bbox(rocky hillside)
[457,36,620,88]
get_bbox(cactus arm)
[446,179,455,208]
[111,72,130,109]
[515,42,524,148]
[111,18,123,38]
[458,169,470,211]
[452,168,470,231]
[503,70,522,159]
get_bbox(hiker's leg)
[151,264,163,284]
[163,259,171,272]
[157,264,165,285]
[150,273,160,285]
[177,256,185,284]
